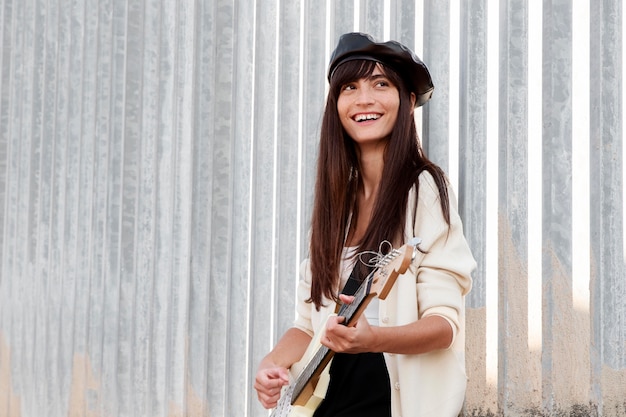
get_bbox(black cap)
[328,32,434,107]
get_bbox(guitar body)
[269,240,419,417]
[269,315,335,417]
[286,364,331,417]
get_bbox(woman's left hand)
[321,294,379,353]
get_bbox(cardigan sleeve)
[293,258,315,338]
[412,172,475,343]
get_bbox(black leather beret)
[328,32,434,107]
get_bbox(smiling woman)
[254,32,476,417]
[336,65,402,151]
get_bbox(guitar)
[269,238,420,417]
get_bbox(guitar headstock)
[369,238,420,300]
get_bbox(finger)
[338,294,355,304]
[263,368,290,385]
[257,387,283,409]
[254,372,288,409]
[326,315,347,330]
[322,336,335,351]
[254,369,289,396]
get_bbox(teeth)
[355,114,380,122]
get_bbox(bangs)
[329,59,405,98]
[330,59,385,89]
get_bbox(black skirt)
[312,351,391,417]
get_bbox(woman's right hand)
[254,365,290,409]
[253,328,312,408]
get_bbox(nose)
[354,85,375,105]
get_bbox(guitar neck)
[337,270,374,324]
[291,272,375,402]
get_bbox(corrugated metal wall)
[0,0,624,416]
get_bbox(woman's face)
[336,64,400,148]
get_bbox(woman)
[254,32,476,417]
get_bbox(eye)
[341,83,356,91]
[375,79,390,88]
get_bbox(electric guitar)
[269,239,420,417]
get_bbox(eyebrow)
[366,73,387,81]
[341,72,389,87]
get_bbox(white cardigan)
[293,172,476,417]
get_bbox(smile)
[354,113,381,122]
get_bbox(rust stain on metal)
[544,246,592,407]
[0,333,21,417]
[601,365,626,414]
[465,306,497,413]
[165,380,211,417]
[497,214,542,412]
[67,353,103,417]
[181,381,212,417]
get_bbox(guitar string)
[356,240,394,269]
[290,245,402,401]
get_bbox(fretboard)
[290,270,374,401]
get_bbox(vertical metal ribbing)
[0,1,624,416]
[542,0,575,412]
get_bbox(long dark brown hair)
[308,59,450,309]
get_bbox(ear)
[409,92,416,111]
